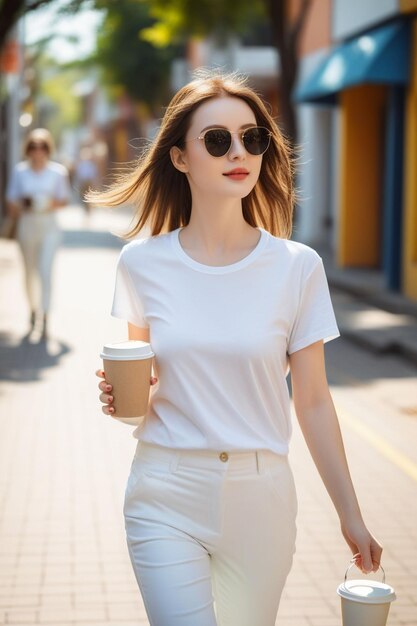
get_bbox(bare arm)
[127,322,150,342]
[6,200,21,218]
[96,322,157,416]
[289,340,382,573]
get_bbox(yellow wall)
[402,18,417,299]
[114,126,129,162]
[338,85,387,267]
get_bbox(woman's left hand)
[341,518,383,574]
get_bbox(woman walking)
[95,71,382,626]
[6,128,71,338]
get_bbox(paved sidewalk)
[0,207,416,626]
[320,247,417,366]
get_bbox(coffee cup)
[337,560,396,626]
[33,194,50,213]
[100,340,155,425]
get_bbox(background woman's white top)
[111,227,340,455]
[6,160,71,214]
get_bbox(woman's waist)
[20,210,58,219]
[134,439,289,475]
[139,400,292,456]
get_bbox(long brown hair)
[88,70,295,239]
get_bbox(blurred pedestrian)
[6,128,71,338]
[75,147,98,214]
[93,71,382,626]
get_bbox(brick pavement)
[1,206,416,625]
[318,245,417,367]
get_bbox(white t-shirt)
[111,226,340,455]
[6,161,71,204]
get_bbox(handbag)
[0,214,19,239]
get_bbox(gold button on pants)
[219,452,229,462]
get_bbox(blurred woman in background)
[6,128,71,338]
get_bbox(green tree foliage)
[93,0,178,108]
[140,0,312,143]
[141,0,266,47]
[0,0,87,52]
[41,63,83,132]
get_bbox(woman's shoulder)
[46,161,69,176]
[119,229,174,264]
[14,161,30,174]
[267,232,322,265]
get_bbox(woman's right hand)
[96,369,158,416]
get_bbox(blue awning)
[294,19,410,105]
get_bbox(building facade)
[294,0,417,301]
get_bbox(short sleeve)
[54,168,71,201]
[287,257,340,354]
[111,251,148,328]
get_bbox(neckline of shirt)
[171,226,269,274]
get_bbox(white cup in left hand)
[33,194,51,213]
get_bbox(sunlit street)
[0,207,416,625]
[2,1,417,624]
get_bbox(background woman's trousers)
[124,441,298,626]
[17,213,61,314]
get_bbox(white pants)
[17,213,61,314]
[124,441,297,626]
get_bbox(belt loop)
[256,451,265,474]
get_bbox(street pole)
[0,20,24,216]
[7,20,24,178]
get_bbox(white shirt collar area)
[171,226,269,274]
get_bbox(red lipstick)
[223,168,249,181]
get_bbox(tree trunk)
[264,0,311,146]
[0,0,54,53]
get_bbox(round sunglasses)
[188,126,272,158]
[27,142,49,152]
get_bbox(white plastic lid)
[100,340,154,361]
[337,579,396,605]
